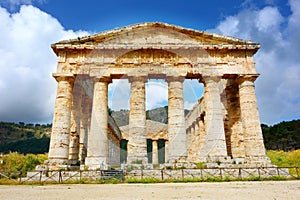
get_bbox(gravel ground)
[0,180,299,200]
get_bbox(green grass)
[267,150,300,167]
[267,150,300,177]
[125,177,161,184]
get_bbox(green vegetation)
[267,149,300,167]
[126,177,161,183]
[0,152,47,176]
[262,119,300,151]
[267,149,300,176]
[0,137,50,154]
[0,121,51,154]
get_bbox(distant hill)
[111,109,130,127]
[262,119,300,151]
[111,106,190,127]
[0,122,51,154]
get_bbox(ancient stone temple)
[47,22,270,170]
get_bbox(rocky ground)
[0,181,299,200]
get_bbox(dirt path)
[0,181,299,200]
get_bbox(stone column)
[200,76,228,161]
[225,81,245,159]
[79,95,90,164]
[68,85,82,165]
[85,77,110,169]
[152,140,159,164]
[166,76,186,163]
[192,120,200,162]
[186,125,193,161]
[237,76,268,164]
[187,125,194,161]
[48,74,74,169]
[165,140,169,162]
[68,110,79,165]
[127,76,148,164]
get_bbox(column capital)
[165,76,185,83]
[92,76,112,83]
[53,73,75,83]
[128,76,148,83]
[201,76,222,85]
[236,74,259,84]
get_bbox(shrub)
[0,152,47,176]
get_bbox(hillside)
[0,122,51,154]
[111,106,190,127]
[262,119,300,151]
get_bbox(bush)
[0,152,47,176]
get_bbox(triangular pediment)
[53,22,259,50]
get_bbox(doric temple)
[47,22,270,170]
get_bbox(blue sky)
[0,0,299,125]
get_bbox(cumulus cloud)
[212,0,300,124]
[0,5,88,123]
[146,80,168,110]
[109,80,130,111]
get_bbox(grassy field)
[266,149,300,167]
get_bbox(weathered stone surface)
[152,140,159,164]
[48,22,270,169]
[127,76,148,164]
[85,78,110,169]
[48,74,74,169]
[199,76,228,161]
[237,76,270,165]
[167,76,187,163]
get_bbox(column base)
[245,155,273,167]
[46,158,69,170]
[127,156,148,165]
[167,155,187,164]
[85,157,108,170]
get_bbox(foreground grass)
[267,150,300,167]
[267,149,300,176]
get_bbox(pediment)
[52,22,259,52]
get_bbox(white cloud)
[0,5,88,123]
[109,79,130,111]
[146,80,168,110]
[212,0,300,124]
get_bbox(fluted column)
[191,120,200,162]
[48,74,74,168]
[85,77,110,169]
[79,95,90,164]
[68,85,82,165]
[127,76,148,164]
[200,76,228,161]
[186,127,192,161]
[166,76,186,163]
[225,81,245,158]
[68,110,79,165]
[237,75,268,164]
[152,140,159,164]
[165,140,169,162]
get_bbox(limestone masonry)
[47,22,270,170]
